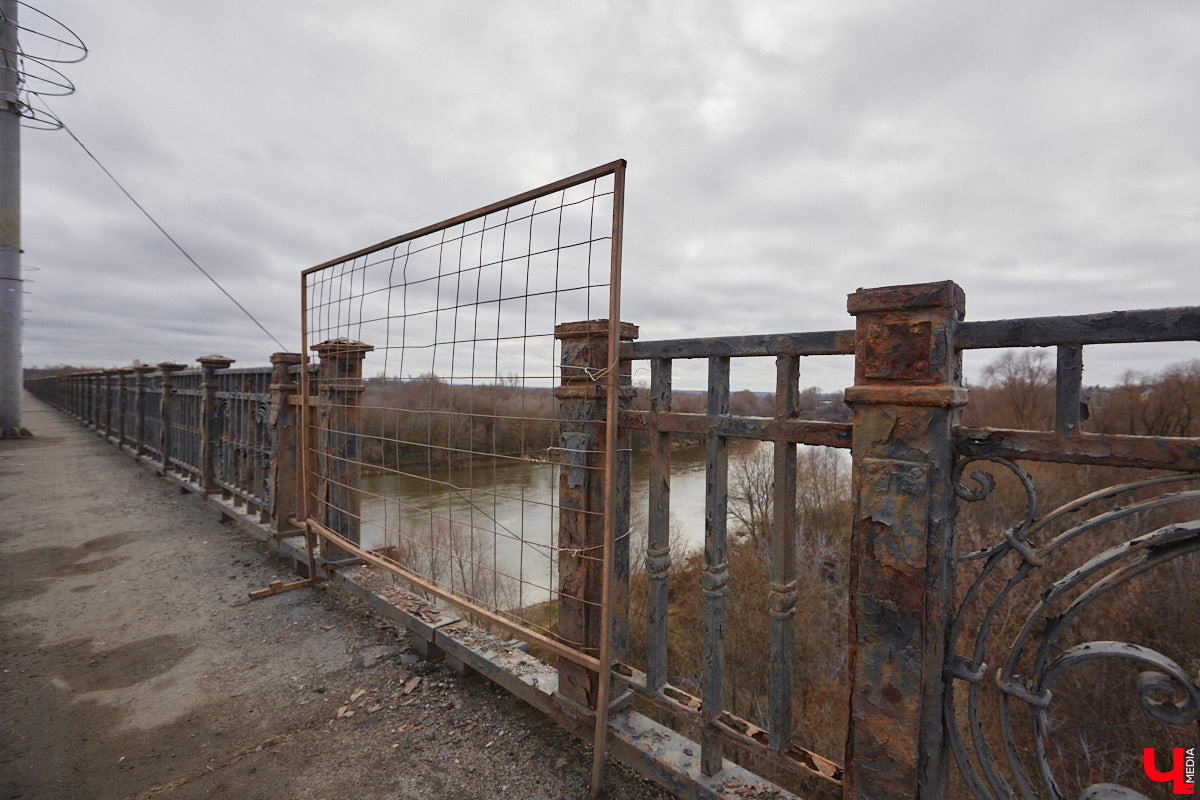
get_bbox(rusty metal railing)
[942,303,1200,800]
[24,270,1199,800]
[25,358,308,533]
[618,334,853,798]
[212,366,273,518]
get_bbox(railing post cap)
[847,280,965,316]
[157,361,188,372]
[554,319,639,340]
[270,352,304,364]
[131,364,157,373]
[311,338,374,357]
[197,355,235,368]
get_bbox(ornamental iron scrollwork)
[946,460,1200,800]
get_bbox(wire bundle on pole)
[0,0,86,130]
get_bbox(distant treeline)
[961,352,1200,436]
[359,375,559,470]
[358,374,852,470]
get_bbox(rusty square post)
[311,339,373,559]
[842,281,966,800]
[268,352,304,532]
[198,355,234,494]
[132,364,155,454]
[553,319,638,711]
[157,362,186,475]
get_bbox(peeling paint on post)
[554,319,638,711]
[842,281,967,800]
[311,339,373,560]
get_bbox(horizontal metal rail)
[303,159,626,276]
[957,305,1200,349]
[954,426,1200,471]
[627,329,854,360]
[305,518,602,673]
[620,409,851,448]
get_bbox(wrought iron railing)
[214,366,273,518]
[24,282,1198,800]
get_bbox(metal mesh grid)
[301,162,624,655]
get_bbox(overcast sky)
[17,1,1199,391]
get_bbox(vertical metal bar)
[613,354,632,661]
[769,354,798,752]
[702,354,730,777]
[646,357,672,692]
[1055,344,1083,435]
[299,275,316,574]
[591,160,626,798]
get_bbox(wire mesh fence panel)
[301,162,625,662]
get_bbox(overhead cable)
[38,97,287,351]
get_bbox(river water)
[358,439,768,608]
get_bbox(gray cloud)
[18,0,1198,392]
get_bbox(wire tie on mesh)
[581,364,612,382]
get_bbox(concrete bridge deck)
[0,395,670,800]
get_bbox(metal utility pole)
[0,0,28,437]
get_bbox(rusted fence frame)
[296,161,630,691]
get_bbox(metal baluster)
[769,354,798,752]
[1055,344,1083,435]
[701,355,730,776]
[646,357,672,691]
